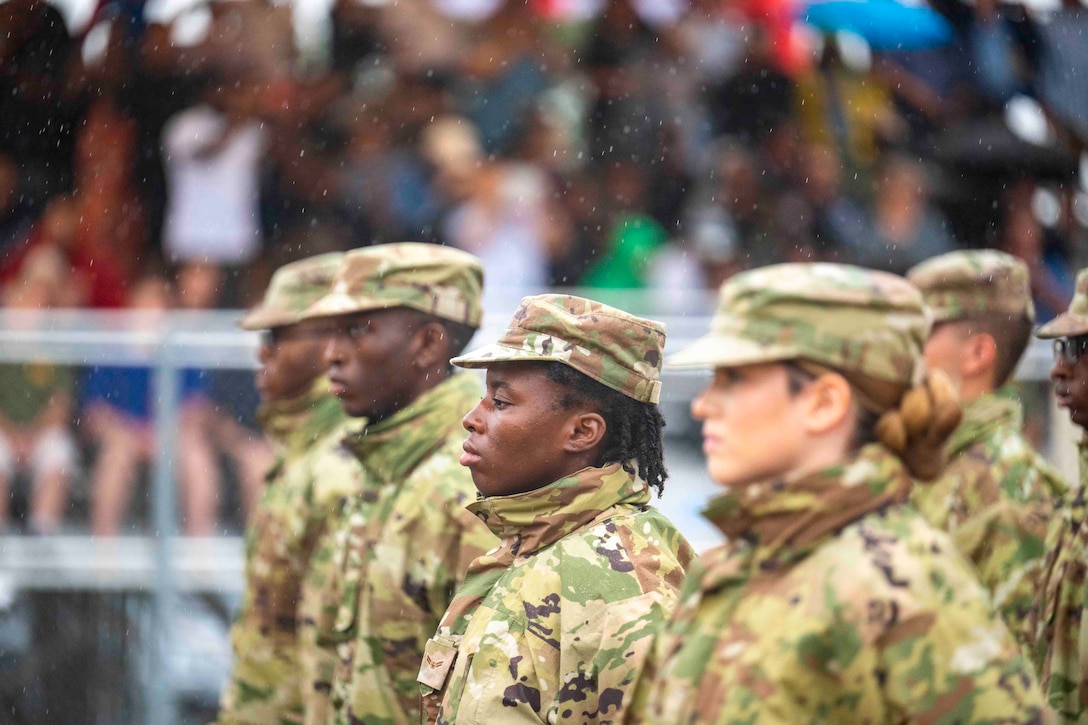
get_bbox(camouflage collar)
[257,376,345,455]
[467,463,651,557]
[701,444,911,576]
[342,372,480,484]
[945,389,1022,458]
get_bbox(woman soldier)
[418,294,694,724]
[629,263,1048,723]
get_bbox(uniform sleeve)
[1032,485,1088,721]
[218,465,308,725]
[298,500,349,725]
[950,496,1051,648]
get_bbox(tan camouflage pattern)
[240,252,345,330]
[298,448,365,718]
[418,463,694,724]
[452,294,666,404]
[629,443,1049,724]
[301,242,484,327]
[1032,439,1088,723]
[912,389,1069,654]
[1038,268,1088,339]
[217,379,365,725]
[907,249,1034,323]
[668,263,929,387]
[316,373,499,725]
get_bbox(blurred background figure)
[0,246,77,534]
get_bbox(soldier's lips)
[701,430,722,455]
[328,376,349,398]
[460,441,482,468]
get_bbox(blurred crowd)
[0,0,1086,535]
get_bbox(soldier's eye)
[346,321,370,339]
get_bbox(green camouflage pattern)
[297,450,367,725]
[301,242,484,327]
[418,463,694,724]
[240,252,344,330]
[217,379,365,725]
[913,389,1069,653]
[629,443,1048,724]
[1038,268,1088,339]
[316,373,499,725]
[668,263,928,387]
[907,249,1034,323]
[1032,439,1088,723]
[452,294,666,404]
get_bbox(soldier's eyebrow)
[487,379,510,394]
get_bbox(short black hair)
[539,361,668,495]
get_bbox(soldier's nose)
[463,402,483,433]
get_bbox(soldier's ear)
[961,332,997,380]
[411,321,452,372]
[799,371,853,437]
[563,411,606,454]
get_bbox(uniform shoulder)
[543,506,692,603]
[797,505,988,624]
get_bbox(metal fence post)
[148,329,180,725]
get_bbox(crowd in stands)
[0,0,1085,534]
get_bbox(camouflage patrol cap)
[669,263,928,386]
[907,250,1034,324]
[239,252,343,330]
[302,242,484,328]
[452,294,666,404]
[1037,268,1088,339]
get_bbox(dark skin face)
[323,308,452,423]
[255,321,333,404]
[1051,335,1088,430]
[460,364,605,497]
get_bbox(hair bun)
[875,370,962,481]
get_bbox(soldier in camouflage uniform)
[417,294,694,724]
[299,243,498,725]
[629,263,1048,724]
[907,250,1068,651]
[1032,267,1088,723]
[218,253,367,725]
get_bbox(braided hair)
[540,361,668,495]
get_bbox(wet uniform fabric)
[419,463,693,724]
[630,445,1049,724]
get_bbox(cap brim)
[1037,312,1088,339]
[300,291,400,321]
[451,342,558,369]
[666,332,798,370]
[238,306,297,330]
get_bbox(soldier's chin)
[470,472,499,497]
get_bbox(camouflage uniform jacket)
[218,379,363,725]
[630,444,1048,724]
[912,389,1068,649]
[1032,438,1088,723]
[418,463,694,725]
[320,372,498,725]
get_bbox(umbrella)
[930,112,1079,183]
[802,0,955,50]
